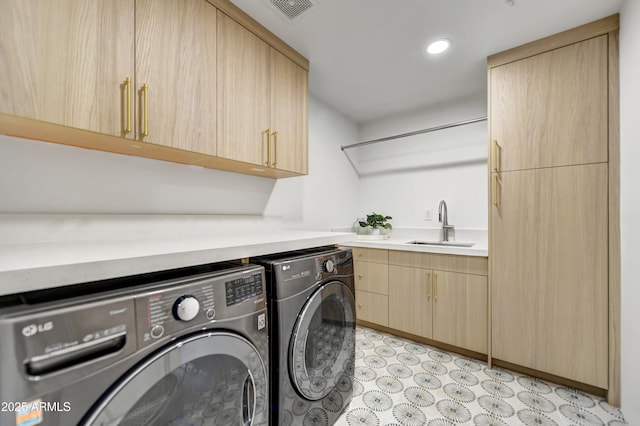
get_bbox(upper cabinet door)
[216,11,270,166]
[490,35,608,172]
[270,49,308,174]
[135,0,217,155]
[0,0,134,137]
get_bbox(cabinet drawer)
[355,290,388,326]
[354,261,389,294]
[352,247,389,264]
[389,250,487,276]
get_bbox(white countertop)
[0,215,355,296]
[340,227,488,257]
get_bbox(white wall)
[0,135,275,214]
[265,96,360,230]
[355,94,488,229]
[0,95,360,231]
[620,0,640,419]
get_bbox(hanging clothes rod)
[340,116,488,151]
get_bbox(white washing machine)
[254,247,355,426]
[0,263,269,425]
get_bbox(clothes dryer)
[254,247,355,426]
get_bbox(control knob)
[173,295,200,321]
[323,259,335,273]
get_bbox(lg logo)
[22,321,53,337]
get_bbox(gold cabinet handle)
[263,128,271,166]
[141,84,149,136]
[357,304,362,309]
[493,174,499,207]
[358,274,363,279]
[492,140,499,172]
[124,77,132,134]
[426,271,431,300]
[271,130,278,167]
[434,272,438,302]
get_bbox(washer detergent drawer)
[12,298,136,378]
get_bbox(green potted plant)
[359,212,392,236]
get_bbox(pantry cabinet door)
[0,0,134,137]
[490,36,608,172]
[491,164,608,387]
[136,0,217,154]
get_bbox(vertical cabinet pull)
[493,175,499,207]
[426,271,431,300]
[271,130,278,167]
[124,77,132,134]
[492,140,499,172]
[434,272,438,302]
[141,84,149,136]
[263,128,272,166]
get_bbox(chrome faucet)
[438,200,455,242]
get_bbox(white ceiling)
[230,0,624,124]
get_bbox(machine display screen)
[225,274,263,306]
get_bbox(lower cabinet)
[431,271,487,354]
[355,290,388,326]
[388,265,432,338]
[352,248,389,327]
[389,266,487,354]
[351,247,488,355]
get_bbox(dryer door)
[289,281,356,401]
[82,331,267,426]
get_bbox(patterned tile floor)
[335,326,627,426]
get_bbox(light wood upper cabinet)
[269,49,308,174]
[1,0,309,178]
[217,12,308,174]
[490,35,608,172]
[0,0,134,137]
[491,164,608,387]
[216,11,270,165]
[136,0,217,154]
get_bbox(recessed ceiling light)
[427,39,451,55]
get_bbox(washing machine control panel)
[135,266,266,349]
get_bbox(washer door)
[82,331,267,426]
[289,281,356,401]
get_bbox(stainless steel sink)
[406,240,475,247]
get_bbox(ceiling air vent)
[270,0,316,20]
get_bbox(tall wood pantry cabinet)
[0,0,308,178]
[488,15,619,403]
